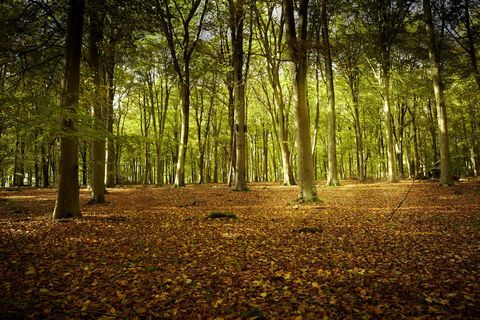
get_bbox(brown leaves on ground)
[1,180,479,319]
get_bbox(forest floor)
[1,180,480,319]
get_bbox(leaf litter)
[0,180,479,319]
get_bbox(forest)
[1,0,480,319]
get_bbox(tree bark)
[284,0,318,202]
[229,0,248,191]
[424,0,452,185]
[321,2,339,186]
[105,38,116,187]
[53,0,84,219]
[89,1,106,202]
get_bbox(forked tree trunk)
[157,0,206,187]
[53,0,84,219]
[284,0,318,202]
[424,0,452,185]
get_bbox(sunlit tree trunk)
[349,67,365,181]
[424,0,452,186]
[284,0,318,202]
[157,0,206,187]
[321,2,339,186]
[381,64,396,182]
[53,0,84,219]
[255,2,296,186]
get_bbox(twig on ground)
[387,178,416,221]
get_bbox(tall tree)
[284,0,318,201]
[157,0,208,187]
[53,0,85,219]
[320,0,339,186]
[229,0,248,191]
[423,0,452,185]
[88,0,106,203]
[362,0,411,182]
[254,1,296,186]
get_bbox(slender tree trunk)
[105,41,116,187]
[382,67,396,182]
[350,68,365,181]
[424,0,452,185]
[411,96,420,176]
[41,143,49,187]
[230,0,248,191]
[321,2,339,186]
[89,2,106,203]
[284,0,318,202]
[53,0,84,219]
[175,81,189,186]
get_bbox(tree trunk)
[53,0,84,219]
[464,0,480,90]
[424,0,452,185]
[175,81,189,186]
[321,2,339,186]
[284,0,318,202]
[105,40,116,188]
[41,143,49,187]
[230,0,248,191]
[350,67,365,181]
[89,2,106,203]
[411,96,420,176]
[381,67,396,182]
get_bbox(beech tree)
[156,0,208,187]
[53,0,85,219]
[423,0,452,186]
[254,1,296,186]
[284,0,318,201]
[88,0,107,203]
[320,0,340,186]
[229,0,248,191]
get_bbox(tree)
[88,0,107,203]
[284,0,318,201]
[53,0,85,219]
[361,0,412,182]
[320,0,340,186]
[254,1,296,186]
[229,0,248,191]
[423,0,452,185]
[156,0,208,187]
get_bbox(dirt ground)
[1,180,479,319]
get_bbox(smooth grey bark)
[53,0,84,219]
[284,0,318,201]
